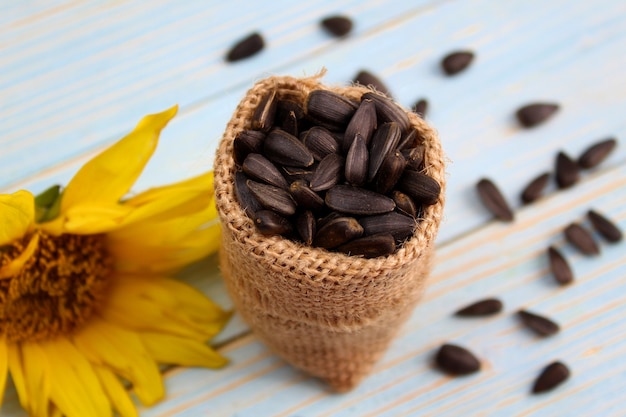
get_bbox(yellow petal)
[21,341,50,417]
[140,332,228,369]
[0,190,34,246]
[7,343,28,410]
[72,317,164,406]
[0,232,39,279]
[93,365,139,417]
[100,275,230,341]
[60,106,178,212]
[0,339,7,409]
[41,337,111,417]
[123,171,214,208]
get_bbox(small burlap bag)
[214,73,446,392]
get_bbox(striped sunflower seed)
[397,129,418,151]
[233,130,265,165]
[306,90,358,128]
[475,178,513,221]
[313,216,363,249]
[246,180,297,217]
[251,90,277,132]
[296,210,316,245]
[325,185,395,215]
[302,126,340,161]
[242,153,289,190]
[344,98,377,152]
[547,246,574,285]
[336,233,396,258]
[402,145,425,171]
[234,171,263,217]
[362,92,411,133]
[577,137,617,169]
[564,223,599,255]
[374,150,407,194]
[289,179,325,211]
[345,133,369,186]
[254,210,293,236]
[264,129,314,168]
[309,153,344,192]
[398,170,441,206]
[521,172,551,204]
[391,190,419,218]
[587,209,622,243]
[359,211,416,242]
[368,122,402,182]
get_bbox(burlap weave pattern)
[214,73,446,392]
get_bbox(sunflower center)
[0,231,113,342]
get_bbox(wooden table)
[2,1,625,415]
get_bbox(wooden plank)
[135,158,626,416]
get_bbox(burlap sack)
[214,73,446,392]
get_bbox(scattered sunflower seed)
[532,361,570,394]
[441,51,475,75]
[555,151,580,189]
[516,103,559,128]
[577,137,617,169]
[587,209,622,243]
[413,98,428,117]
[547,246,574,285]
[518,310,560,336]
[564,223,600,255]
[320,15,353,37]
[226,32,265,62]
[353,70,392,97]
[435,344,481,375]
[521,172,551,204]
[455,298,503,317]
[475,178,514,221]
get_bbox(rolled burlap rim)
[214,71,446,392]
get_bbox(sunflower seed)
[313,216,363,249]
[251,90,277,132]
[279,110,299,137]
[532,362,570,394]
[246,180,297,217]
[353,70,392,97]
[316,211,342,230]
[306,90,358,128]
[441,51,474,75]
[337,233,396,258]
[345,133,369,186]
[455,298,503,317]
[587,209,622,243]
[401,145,425,171]
[233,130,265,165]
[362,92,411,133]
[547,246,574,285]
[516,103,559,128]
[359,212,416,242]
[276,99,305,126]
[397,129,418,151]
[264,129,314,168]
[289,179,325,211]
[555,151,580,189]
[254,210,293,236]
[309,153,344,192]
[398,170,441,206]
[281,165,314,183]
[375,151,407,194]
[577,137,617,169]
[326,185,395,215]
[320,15,353,37]
[413,99,428,117]
[521,172,551,204]
[234,171,263,217]
[518,310,560,336]
[242,153,289,190]
[392,190,418,218]
[564,223,599,255]
[302,126,340,161]
[368,122,402,182]
[226,32,265,62]
[435,344,481,375]
[296,210,316,245]
[344,98,377,152]
[475,178,514,221]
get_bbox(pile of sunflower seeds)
[232,88,441,258]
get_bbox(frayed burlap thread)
[214,73,446,392]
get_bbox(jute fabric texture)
[214,74,446,392]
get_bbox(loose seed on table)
[441,51,475,75]
[516,103,559,128]
[413,99,428,118]
[226,32,265,62]
[532,361,570,394]
[455,298,503,317]
[435,344,481,375]
[475,178,514,221]
[320,15,353,37]
[555,151,580,189]
[353,70,392,97]
[518,310,560,336]
[587,209,622,243]
[564,223,600,255]
[520,172,551,204]
[547,246,574,285]
[577,137,617,169]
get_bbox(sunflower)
[0,106,230,417]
